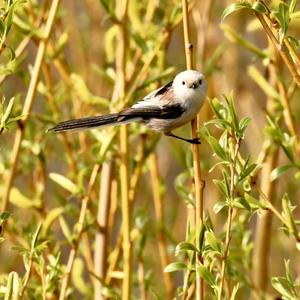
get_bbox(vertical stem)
[120,125,131,300]
[1,0,61,212]
[94,162,112,300]
[217,207,233,300]
[182,1,204,299]
[218,139,240,300]
[150,152,174,299]
[252,56,279,297]
[116,0,130,299]
[59,164,101,300]
[182,0,193,70]
[252,150,279,295]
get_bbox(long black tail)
[48,113,139,132]
[48,105,184,133]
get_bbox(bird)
[48,70,207,144]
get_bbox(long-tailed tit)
[48,70,207,144]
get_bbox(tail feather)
[48,105,175,133]
[48,113,122,132]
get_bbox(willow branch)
[59,164,101,300]
[182,1,204,300]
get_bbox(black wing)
[119,103,185,121]
[153,81,173,97]
[142,81,173,101]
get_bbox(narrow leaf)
[270,164,294,181]
[197,264,215,286]
[49,172,79,194]
[164,262,187,273]
[222,3,251,21]
[175,242,198,255]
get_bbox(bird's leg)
[165,132,201,144]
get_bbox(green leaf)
[205,135,227,160]
[197,264,215,287]
[251,1,267,14]
[175,242,198,255]
[289,0,297,14]
[59,216,72,243]
[282,193,298,237]
[0,211,10,221]
[41,207,65,237]
[4,271,20,300]
[213,179,229,198]
[0,19,5,35]
[238,116,251,135]
[222,3,251,21]
[225,93,239,132]
[206,231,221,253]
[244,192,266,209]
[0,97,15,128]
[213,200,227,214]
[274,3,290,44]
[99,0,116,19]
[198,223,206,251]
[239,163,257,182]
[270,164,294,181]
[164,262,187,273]
[209,97,226,120]
[31,223,42,249]
[230,284,240,300]
[72,258,90,295]
[284,260,292,284]
[9,187,41,209]
[49,172,79,194]
[271,277,294,299]
[232,197,251,211]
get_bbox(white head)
[173,70,207,103]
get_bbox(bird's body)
[49,70,207,144]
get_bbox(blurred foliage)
[0,0,300,299]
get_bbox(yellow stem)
[94,162,112,300]
[255,12,300,86]
[116,0,131,299]
[182,1,204,299]
[150,152,174,299]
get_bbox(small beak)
[190,83,198,89]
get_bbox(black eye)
[199,79,202,85]
[182,81,185,85]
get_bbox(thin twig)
[218,138,241,300]
[59,164,101,300]
[255,12,300,86]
